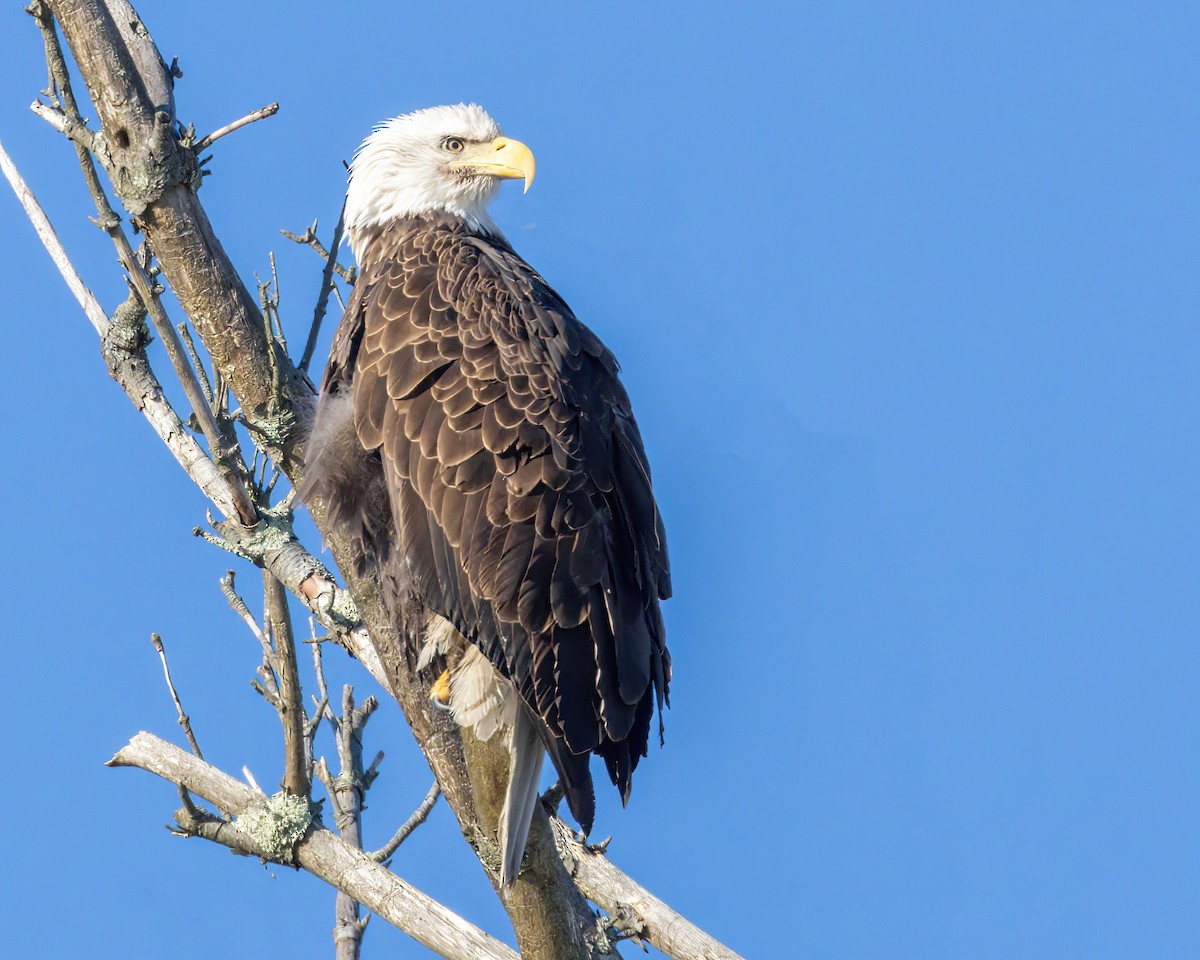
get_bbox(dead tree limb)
[109,732,518,960]
[0,137,244,518]
[314,685,379,959]
[0,139,106,331]
[264,570,310,797]
[47,0,312,447]
[193,101,279,152]
[552,818,748,960]
[373,780,441,863]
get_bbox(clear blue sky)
[1,2,1197,957]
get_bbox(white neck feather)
[344,104,506,261]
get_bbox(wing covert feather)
[311,214,671,822]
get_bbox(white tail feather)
[500,707,544,886]
[419,618,543,885]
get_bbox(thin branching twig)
[282,220,357,284]
[298,200,347,372]
[193,102,279,152]
[372,781,441,863]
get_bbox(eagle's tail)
[500,706,544,887]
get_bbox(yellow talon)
[431,668,452,707]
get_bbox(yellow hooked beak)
[447,136,536,193]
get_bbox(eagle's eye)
[442,137,466,153]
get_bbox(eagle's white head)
[344,103,536,260]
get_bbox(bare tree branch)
[552,817,747,960]
[109,732,519,960]
[48,0,313,449]
[313,684,378,960]
[220,569,281,702]
[372,780,441,863]
[150,632,203,760]
[307,629,333,740]
[28,97,98,151]
[195,505,391,690]
[27,0,258,523]
[176,321,214,406]
[192,101,279,152]
[0,137,106,331]
[282,220,357,285]
[149,630,208,820]
[264,570,309,797]
[0,144,246,519]
[298,201,348,373]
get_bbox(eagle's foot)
[430,668,453,712]
[587,834,612,855]
[599,903,647,951]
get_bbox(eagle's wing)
[307,220,670,829]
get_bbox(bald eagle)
[302,104,671,885]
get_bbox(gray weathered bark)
[109,732,519,960]
[554,819,747,960]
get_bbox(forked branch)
[109,733,518,960]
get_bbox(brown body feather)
[303,212,671,832]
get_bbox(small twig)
[149,631,209,818]
[282,221,357,284]
[268,251,287,350]
[306,624,331,739]
[212,367,228,417]
[372,781,441,863]
[192,526,253,560]
[299,199,347,372]
[220,570,280,695]
[362,751,384,790]
[176,322,213,405]
[277,484,299,512]
[264,569,309,798]
[171,806,255,855]
[176,784,207,822]
[242,766,265,795]
[28,98,97,152]
[150,632,203,759]
[110,733,520,960]
[257,268,286,410]
[193,102,279,152]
